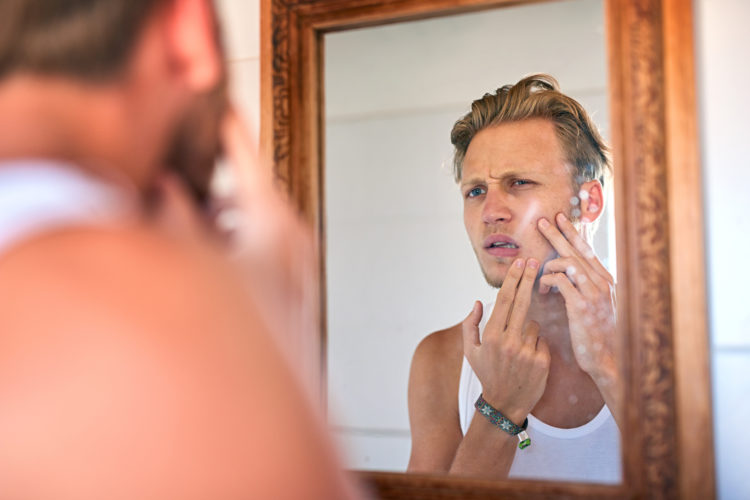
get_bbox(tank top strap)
[0,160,134,258]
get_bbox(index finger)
[554,213,614,283]
[537,216,576,258]
[488,259,525,332]
[505,258,539,334]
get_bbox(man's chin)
[480,266,506,289]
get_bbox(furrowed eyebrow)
[460,177,485,188]
[461,167,546,188]
[488,170,526,181]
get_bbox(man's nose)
[481,189,512,224]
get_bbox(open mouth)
[488,241,519,249]
[483,234,521,256]
[484,234,520,249]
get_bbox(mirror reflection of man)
[0,1,355,498]
[407,75,621,483]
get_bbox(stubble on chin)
[481,266,504,289]
[474,251,504,289]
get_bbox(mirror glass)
[324,0,618,482]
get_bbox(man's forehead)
[461,150,572,185]
[461,159,570,179]
[461,120,569,180]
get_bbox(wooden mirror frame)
[259,0,715,498]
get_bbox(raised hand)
[462,258,551,425]
[218,108,321,400]
[536,213,619,400]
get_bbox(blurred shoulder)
[0,220,250,338]
[0,221,353,499]
[0,220,231,292]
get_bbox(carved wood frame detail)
[259,0,715,498]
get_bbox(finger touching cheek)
[539,272,579,298]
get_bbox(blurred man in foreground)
[0,1,355,498]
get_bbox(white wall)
[695,1,750,499]
[216,0,261,136]
[324,0,609,472]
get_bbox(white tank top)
[457,301,622,484]
[0,160,133,258]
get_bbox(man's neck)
[526,289,575,360]
[0,74,173,191]
[524,286,606,426]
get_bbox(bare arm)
[406,326,464,472]
[0,226,356,500]
[407,259,550,479]
[407,326,517,477]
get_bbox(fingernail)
[557,213,568,222]
[538,218,549,228]
[514,259,524,268]
[528,259,539,269]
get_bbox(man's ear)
[579,180,604,223]
[164,0,223,92]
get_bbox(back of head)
[0,0,228,206]
[451,74,611,188]
[0,0,169,82]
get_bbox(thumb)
[536,336,552,368]
[461,301,483,357]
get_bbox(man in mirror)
[407,74,621,483]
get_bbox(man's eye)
[467,187,486,198]
[511,179,533,187]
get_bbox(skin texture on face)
[461,118,577,288]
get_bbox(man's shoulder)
[0,221,220,279]
[410,323,464,383]
[407,322,465,439]
[0,222,241,328]
[0,223,350,499]
[414,323,463,361]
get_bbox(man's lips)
[483,234,521,257]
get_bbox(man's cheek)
[524,215,558,261]
[516,202,543,231]
[509,199,547,241]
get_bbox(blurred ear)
[164,0,222,92]
[579,180,604,223]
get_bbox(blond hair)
[451,74,611,186]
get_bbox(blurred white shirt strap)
[0,160,135,255]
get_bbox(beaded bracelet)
[475,393,531,450]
